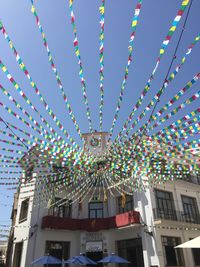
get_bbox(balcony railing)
[153,208,200,224]
[178,174,200,185]
[42,210,140,231]
[48,206,71,218]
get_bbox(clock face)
[90,137,100,147]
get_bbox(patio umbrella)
[98,254,130,264]
[31,255,62,266]
[175,236,200,248]
[64,255,97,265]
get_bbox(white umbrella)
[175,236,200,248]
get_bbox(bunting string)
[0,129,37,148]
[0,146,25,156]
[0,102,60,156]
[24,5,83,140]
[153,124,200,145]
[0,170,22,174]
[149,89,200,131]
[0,139,25,148]
[0,154,20,161]
[0,182,18,186]
[0,0,198,204]
[157,135,200,154]
[99,0,105,131]
[109,0,142,137]
[0,45,79,152]
[149,73,200,126]
[134,107,200,142]
[69,0,93,132]
[120,72,200,143]
[114,0,190,141]
[0,82,83,156]
[6,121,51,148]
[0,177,19,180]
[0,61,69,147]
[117,34,200,143]
[0,159,19,165]
[5,121,74,160]
[0,101,78,159]
[154,114,200,137]
[173,139,200,152]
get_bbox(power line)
[0,117,29,150]
[144,0,194,135]
[130,0,194,155]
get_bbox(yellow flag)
[104,189,107,202]
[121,193,126,208]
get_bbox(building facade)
[6,192,19,267]
[0,240,7,267]
[8,133,200,267]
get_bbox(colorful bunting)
[69,0,93,132]
[109,0,142,137]
[25,5,83,140]
[150,89,200,131]
[149,73,200,126]
[116,34,200,143]
[0,34,80,151]
[99,0,105,131]
[0,0,199,204]
[115,0,190,140]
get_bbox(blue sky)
[0,0,199,231]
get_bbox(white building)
[9,132,200,267]
[0,240,7,267]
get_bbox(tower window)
[88,202,103,219]
[19,198,29,223]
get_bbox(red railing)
[42,210,140,232]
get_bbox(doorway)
[13,242,23,267]
[86,251,103,267]
[45,241,70,267]
[117,238,144,267]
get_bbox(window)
[45,241,70,267]
[117,195,133,214]
[25,165,33,180]
[155,190,176,220]
[161,236,184,266]
[181,195,200,224]
[49,198,72,218]
[196,174,200,185]
[19,198,29,222]
[88,202,103,219]
[191,242,200,265]
[117,238,144,267]
[0,251,3,265]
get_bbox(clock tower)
[82,132,109,154]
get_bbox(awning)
[175,236,200,248]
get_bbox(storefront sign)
[86,241,103,252]
[85,232,103,241]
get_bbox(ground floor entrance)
[45,240,70,267]
[13,242,23,267]
[86,251,103,267]
[117,238,144,267]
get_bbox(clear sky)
[0,0,199,234]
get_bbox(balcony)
[48,206,71,218]
[42,210,140,232]
[177,174,200,185]
[153,208,200,224]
